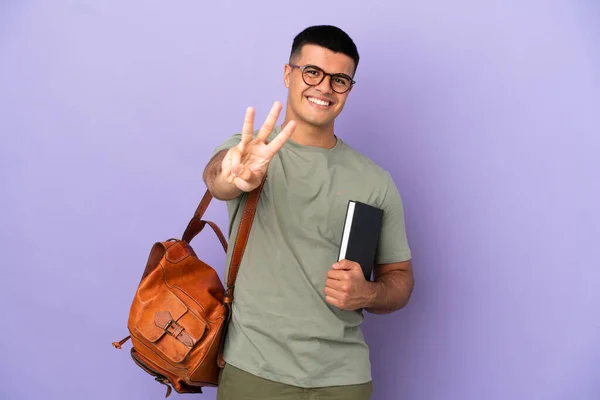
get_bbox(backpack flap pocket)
[135,290,207,364]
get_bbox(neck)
[281,118,337,149]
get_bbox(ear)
[283,64,292,88]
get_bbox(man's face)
[284,44,355,129]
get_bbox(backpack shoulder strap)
[225,177,266,302]
[181,177,267,302]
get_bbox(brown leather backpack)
[112,182,264,397]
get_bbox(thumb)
[333,259,355,270]
[347,260,363,272]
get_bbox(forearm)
[364,269,414,314]
[202,150,243,201]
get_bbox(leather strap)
[154,311,196,348]
[181,177,266,303]
[225,176,267,302]
[182,190,228,252]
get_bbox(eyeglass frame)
[288,64,356,94]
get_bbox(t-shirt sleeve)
[376,172,412,264]
[211,133,243,158]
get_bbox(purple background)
[1,1,599,399]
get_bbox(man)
[203,25,413,400]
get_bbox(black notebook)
[337,200,384,281]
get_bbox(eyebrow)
[306,64,354,79]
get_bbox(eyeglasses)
[289,64,355,94]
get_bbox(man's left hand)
[324,259,375,311]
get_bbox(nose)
[315,74,333,94]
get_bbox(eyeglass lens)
[302,66,352,93]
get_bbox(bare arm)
[202,149,243,201]
[364,260,414,314]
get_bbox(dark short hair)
[290,25,360,73]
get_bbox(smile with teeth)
[308,97,331,107]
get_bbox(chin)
[302,109,338,128]
[302,116,334,129]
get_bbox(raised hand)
[221,101,296,192]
